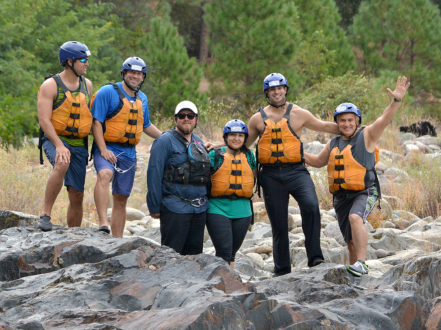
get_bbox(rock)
[0,223,437,329]
[0,210,38,230]
[382,195,404,209]
[399,132,416,143]
[367,198,393,228]
[381,252,441,300]
[125,207,146,221]
[245,252,265,269]
[303,141,326,154]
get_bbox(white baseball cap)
[174,100,198,115]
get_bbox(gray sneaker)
[346,260,369,277]
[38,215,52,231]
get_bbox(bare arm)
[143,123,162,139]
[85,78,93,103]
[300,108,339,134]
[365,76,410,151]
[246,113,261,148]
[304,142,331,168]
[92,119,116,163]
[37,78,70,163]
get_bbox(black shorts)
[333,186,379,242]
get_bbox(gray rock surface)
[0,224,439,329]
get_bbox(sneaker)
[38,215,52,232]
[98,226,110,234]
[346,259,369,277]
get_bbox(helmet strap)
[122,72,145,94]
[67,60,80,77]
[265,94,287,108]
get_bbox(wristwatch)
[393,98,402,102]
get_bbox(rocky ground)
[0,132,440,329]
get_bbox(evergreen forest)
[1,0,441,148]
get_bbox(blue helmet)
[223,119,248,136]
[334,103,362,124]
[121,57,147,75]
[263,73,290,92]
[59,41,91,66]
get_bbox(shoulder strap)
[212,147,225,173]
[105,83,125,120]
[170,129,189,147]
[283,103,294,120]
[258,107,267,121]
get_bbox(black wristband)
[393,98,402,102]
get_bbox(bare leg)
[110,194,129,237]
[67,186,83,227]
[42,162,69,216]
[94,169,113,228]
[348,214,368,261]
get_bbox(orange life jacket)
[48,74,92,138]
[257,103,303,165]
[328,128,378,193]
[102,83,144,146]
[211,149,254,199]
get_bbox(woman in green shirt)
[207,119,256,268]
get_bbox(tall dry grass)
[1,122,440,226]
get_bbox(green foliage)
[0,0,117,147]
[294,0,354,88]
[205,0,302,112]
[351,0,441,93]
[138,16,204,116]
[334,0,362,30]
[296,72,391,123]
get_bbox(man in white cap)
[147,100,211,255]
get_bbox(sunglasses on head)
[176,113,197,120]
[78,58,88,63]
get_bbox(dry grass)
[1,122,440,226]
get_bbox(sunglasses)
[176,113,197,120]
[112,152,135,174]
[78,58,89,63]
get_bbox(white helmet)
[174,100,198,115]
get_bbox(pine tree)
[294,0,354,88]
[351,0,441,93]
[138,16,204,116]
[205,0,302,112]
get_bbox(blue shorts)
[42,137,88,192]
[93,149,136,197]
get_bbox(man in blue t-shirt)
[92,57,161,237]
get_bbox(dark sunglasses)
[176,113,197,120]
[78,58,89,63]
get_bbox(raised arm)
[365,76,410,150]
[304,142,331,168]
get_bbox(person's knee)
[67,187,84,204]
[97,169,113,183]
[53,161,70,174]
[113,194,128,207]
[349,214,363,226]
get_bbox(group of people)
[37,40,410,278]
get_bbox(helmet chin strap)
[122,72,145,94]
[266,94,287,108]
[67,60,80,77]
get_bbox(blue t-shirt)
[92,82,151,162]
